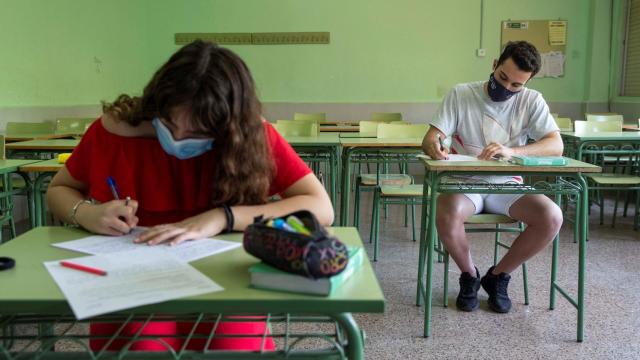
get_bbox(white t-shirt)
[430,81,559,157]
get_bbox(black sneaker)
[456,267,481,312]
[481,266,512,313]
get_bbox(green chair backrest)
[5,121,55,135]
[554,117,573,131]
[585,113,623,123]
[574,120,622,133]
[389,120,408,124]
[550,113,559,119]
[294,113,326,122]
[0,135,5,160]
[371,112,402,122]
[274,120,318,137]
[359,121,380,134]
[56,117,95,134]
[377,123,429,139]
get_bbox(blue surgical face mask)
[487,73,519,102]
[152,118,213,160]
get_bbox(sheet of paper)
[444,154,479,161]
[53,228,241,263]
[417,154,479,161]
[544,52,565,78]
[549,21,567,46]
[44,248,222,320]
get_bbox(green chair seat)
[587,174,640,185]
[465,214,517,224]
[0,177,28,190]
[360,174,412,186]
[380,184,425,197]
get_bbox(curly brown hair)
[102,41,273,207]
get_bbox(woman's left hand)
[134,208,227,246]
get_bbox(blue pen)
[272,218,297,233]
[106,176,121,200]
[107,176,130,231]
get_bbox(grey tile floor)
[352,192,639,359]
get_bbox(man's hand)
[422,128,450,160]
[478,142,514,160]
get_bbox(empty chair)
[274,120,318,137]
[574,120,622,133]
[353,123,429,233]
[554,117,573,132]
[586,113,624,123]
[55,117,95,134]
[371,112,402,122]
[359,121,380,135]
[293,113,326,122]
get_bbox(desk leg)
[577,174,588,342]
[419,173,438,338]
[332,313,364,360]
[340,149,353,226]
[416,173,430,306]
[34,173,52,227]
[331,145,339,224]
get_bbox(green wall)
[0,0,604,107]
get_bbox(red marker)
[60,261,108,276]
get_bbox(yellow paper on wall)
[549,21,567,46]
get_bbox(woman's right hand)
[75,200,139,236]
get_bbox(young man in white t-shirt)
[421,41,563,313]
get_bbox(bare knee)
[529,202,563,236]
[436,196,472,236]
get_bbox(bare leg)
[493,194,563,274]
[436,194,477,275]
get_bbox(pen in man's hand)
[437,133,447,152]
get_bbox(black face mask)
[487,73,519,102]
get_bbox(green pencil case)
[511,155,567,166]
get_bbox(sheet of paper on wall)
[548,21,567,46]
[543,51,565,78]
[44,248,223,320]
[52,227,241,263]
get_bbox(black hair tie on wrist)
[221,204,234,234]
[0,257,16,271]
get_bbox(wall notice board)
[501,20,567,78]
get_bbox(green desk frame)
[0,227,384,359]
[285,134,341,216]
[18,159,63,228]
[415,157,600,342]
[339,138,423,226]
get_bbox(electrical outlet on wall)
[476,48,486,57]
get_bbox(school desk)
[560,131,640,160]
[18,159,64,228]
[319,125,359,132]
[339,137,423,225]
[0,226,384,359]
[0,159,42,241]
[3,133,76,143]
[283,133,341,215]
[416,156,600,342]
[6,139,79,159]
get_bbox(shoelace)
[496,278,509,296]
